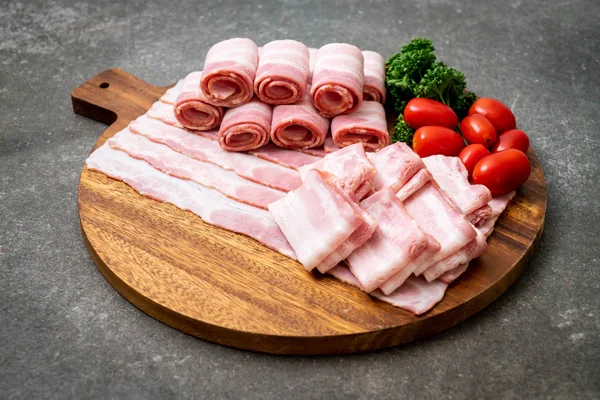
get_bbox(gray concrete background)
[1,0,598,398]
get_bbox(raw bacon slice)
[307,47,318,84]
[345,189,432,292]
[249,144,321,170]
[130,115,300,192]
[86,142,296,259]
[362,50,386,104]
[331,101,390,151]
[218,98,272,151]
[327,264,448,315]
[160,79,183,105]
[201,38,259,107]
[422,228,488,282]
[438,263,469,284]
[315,199,377,273]
[270,86,330,149]
[109,129,284,209]
[403,183,477,276]
[268,170,367,270]
[466,204,492,227]
[396,169,433,202]
[297,143,376,201]
[174,71,224,131]
[147,102,220,141]
[478,191,516,236]
[422,155,492,216]
[367,142,425,191]
[310,43,364,117]
[254,40,310,105]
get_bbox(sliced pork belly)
[160,79,184,105]
[174,71,224,131]
[331,101,390,151]
[478,191,516,236]
[362,50,386,104]
[297,143,376,201]
[270,86,330,149]
[130,115,300,192]
[466,204,492,226]
[218,98,272,151]
[438,263,469,284]
[86,142,295,259]
[254,40,310,105]
[307,47,318,84]
[378,234,440,295]
[249,144,321,169]
[396,169,433,202]
[268,170,367,270]
[147,102,220,141]
[422,228,487,282]
[328,264,448,315]
[310,43,364,117]
[109,129,284,209]
[315,199,377,273]
[367,142,425,191]
[423,155,492,216]
[345,189,431,292]
[201,38,259,107]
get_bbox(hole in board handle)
[99,82,110,89]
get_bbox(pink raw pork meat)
[362,50,386,104]
[254,40,310,105]
[367,142,425,191]
[422,155,492,220]
[218,98,272,151]
[200,38,259,107]
[328,264,448,315]
[310,43,364,117]
[345,189,434,292]
[173,71,224,131]
[307,47,318,84]
[270,85,330,149]
[331,101,390,151]
[297,143,376,201]
[268,169,375,271]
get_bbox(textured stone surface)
[1,0,599,398]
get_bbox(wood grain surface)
[73,68,547,355]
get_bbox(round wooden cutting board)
[73,69,546,355]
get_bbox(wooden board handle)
[71,68,167,126]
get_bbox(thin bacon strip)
[362,50,386,104]
[218,98,272,151]
[173,71,224,131]
[331,101,390,151]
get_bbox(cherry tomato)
[492,129,530,154]
[459,144,490,177]
[412,126,465,158]
[460,114,497,148]
[469,98,516,134]
[473,149,531,196]
[404,98,459,130]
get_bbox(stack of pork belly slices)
[86,81,515,316]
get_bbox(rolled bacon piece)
[307,48,318,84]
[200,38,259,107]
[331,101,390,151]
[362,50,386,104]
[254,40,310,105]
[218,98,272,151]
[270,86,329,149]
[310,43,364,117]
[173,71,224,131]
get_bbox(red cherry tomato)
[469,98,516,134]
[473,149,531,196]
[492,129,530,154]
[459,144,490,177]
[412,126,465,158]
[460,114,497,148]
[404,98,459,130]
